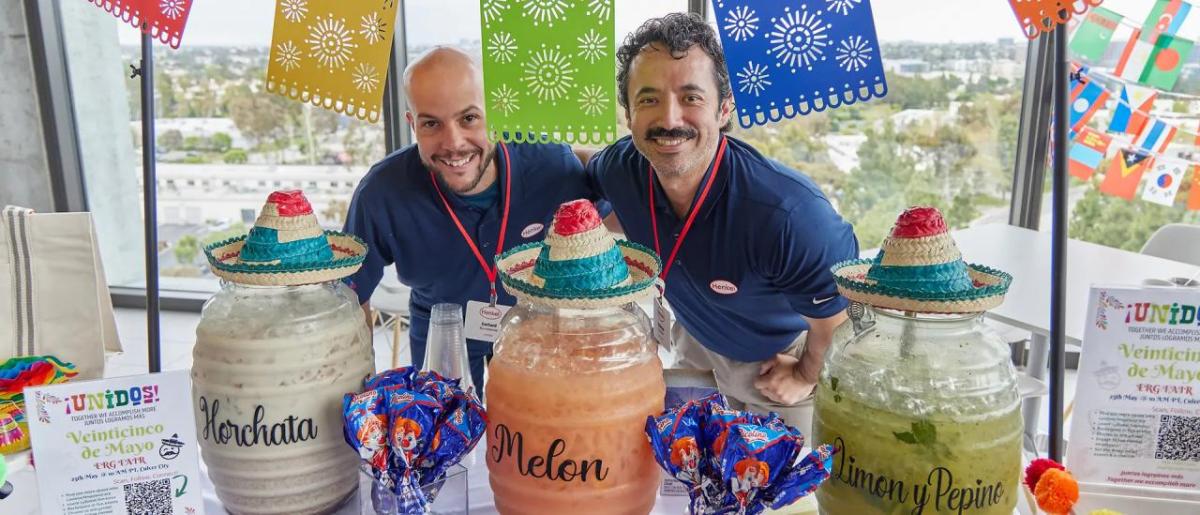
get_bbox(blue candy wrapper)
[385,389,442,472]
[364,368,415,391]
[647,398,707,488]
[345,367,487,515]
[644,394,833,515]
[343,389,391,477]
[702,398,769,476]
[720,424,801,514]
[419,391,487,483]
[764,444,834,511]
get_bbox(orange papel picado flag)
[267,0,397,122]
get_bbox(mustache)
[645,127,698,140]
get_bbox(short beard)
[424,147,496,195]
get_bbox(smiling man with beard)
[586,14,858,436]
[344,47,603,396]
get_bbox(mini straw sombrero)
[496,199,661,309]
[204,190,367,286]
[831,206,1012,314]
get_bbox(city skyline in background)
[117,0,1042,47]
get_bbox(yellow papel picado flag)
[267,0,397,122]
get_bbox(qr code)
[1155,414,1200,462]
[123,478,173,515]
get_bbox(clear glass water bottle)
[423,303,475,395]
[193,281,374,514]
[816,206,1021,515]
[812,306,1022,515]
[486,198,666,514]
[486,301,664,514]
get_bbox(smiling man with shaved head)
[343,46,605,396]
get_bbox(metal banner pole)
[138,32,162,374]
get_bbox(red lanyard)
[429,142,512,305]
[649,136,728,285]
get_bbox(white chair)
[369,268,411,369]
[1141,223,1200,267]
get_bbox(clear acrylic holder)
[357,463,469,515]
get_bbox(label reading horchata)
[198,396,318,447]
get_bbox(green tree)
[1069,181,1197,251]
[223,148,248,164]
[173,235,200,265]
[843,125,922,245]
[946,193,980,229]
[882,75,955,110]
[211,132,233,153]
[729,113,847,197]
[158,129,183,151]
[183,135,205,151]
[227,76,302,157]
[156,73,180,118]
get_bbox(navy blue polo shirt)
[344,141,602,356]
[587,136,859,363]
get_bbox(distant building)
[884,59,931,76]
[133,118,249,149]
[147,163,367,227]
[824,134,867,173]
[887,109,945,129]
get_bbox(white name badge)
[465,300,512,343]
[653,293,672,350]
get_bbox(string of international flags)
[1065,0,1200,211]
[1070,65,1200,210]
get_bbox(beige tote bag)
[1,206,121,380]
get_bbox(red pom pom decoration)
[1024,457,1065,491]
[266,189,314,216]
[890,206,949,238]
[553,199,601,236]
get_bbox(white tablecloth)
[4,448,752,514]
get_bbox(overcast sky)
[115,0,1054,47]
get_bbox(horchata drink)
[490,200,666,514]
[816,207,1022,515]
[193,191,375,514]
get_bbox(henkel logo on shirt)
[520,223,544,239]
[480,305,504,320]
[710,280,738,295]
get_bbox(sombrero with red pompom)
[831,206,1011,314]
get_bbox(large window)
[709,1,1029,249]
[64,0,385,294]
[1053,0,1200,251]
[60,0,698,299]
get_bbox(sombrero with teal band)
[204,190,367,286]
[496,199,661,309]
[831,206,1011,314]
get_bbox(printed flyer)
[1068,286,1200,492]
[25,370,204,515]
